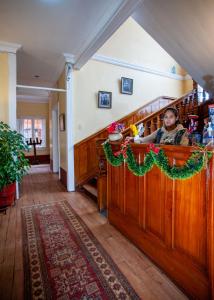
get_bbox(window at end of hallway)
[17,118,46,148]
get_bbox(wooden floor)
[0,165,188,300]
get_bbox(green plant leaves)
[0,121,30,190]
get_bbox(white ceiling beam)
[16,84,66,93]
[74,0,143,70]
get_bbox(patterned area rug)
[22,201,140,299]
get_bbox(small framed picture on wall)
[59,113,65,131]
[98,91,112,109]
[121,77,133,95]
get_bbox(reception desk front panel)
[107,144,214,299]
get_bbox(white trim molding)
[0,41,21,53]
[65,63,75,192]
[92,54,190,81]
[74,0,142,69]
[63,53,75,64]
[184,74,192,80]
[16,84,66,92]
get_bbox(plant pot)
[108,132,123,142]
[0,182,16,208]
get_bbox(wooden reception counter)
[107,144,214,299]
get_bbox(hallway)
[0,166,187,300]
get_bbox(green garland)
[103,141,213,180]
[126,146,154,176]
[103,141,123,166]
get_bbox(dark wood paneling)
[107,143,214,299]
[50,159,53,171]
[60,167,67,189]
[26,154,50,165]
[144,167,166,241]
[97,175,107,211]
[173,172,207,269]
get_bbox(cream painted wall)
[58,72,67,171]
[17,101,50,156]
[97,17,186,76]
[73,60,187,143]
[183,79,193,94]
[0,53,9,123]
[73,18,191,144]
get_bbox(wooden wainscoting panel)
[107,144,212,299]
[124,164,139,223]
[78,143,88,179]
[60,167,67,189]
[26,154,50,165]
[97,174,107,211]
[50,159,53,171]
[74,95,176,186]
[108,165,124,213]
[173,172,207,271]
[144,166,166,242]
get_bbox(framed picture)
[59,113,65,131]
[98,91,112,109]
[121,77,133,95]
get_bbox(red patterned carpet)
[22,201,140,299]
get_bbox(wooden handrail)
[75,95,175,147]
[74,92,194,186]
[122,89,196,136]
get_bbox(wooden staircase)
[94,89,214,211]
[75,89,214,211]
[122,89,197,137]
[74,95,175,187]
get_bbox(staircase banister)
[74,91,195,186]
[122,90,196,135]
[74,95,175,148]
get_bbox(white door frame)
[65,63,75,191]
[52,104,60,174]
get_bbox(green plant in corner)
[0,121,30,191]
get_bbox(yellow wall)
[97,17,185,75]
[0,53,9,123]
[17,101,50,156]
[58,72,67,171]
[73,18,191,143]
[183,79,193,94]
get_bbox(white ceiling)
[133,0,214,94]
[0,0,141,101]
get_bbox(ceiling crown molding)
[92,54,187,80]
[63,53,76,64]
[184,74,192,80]
[0,41,22,53]
[74,0,142,70]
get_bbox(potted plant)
[0,121,30,208]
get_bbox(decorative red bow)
[146,143,160,154]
